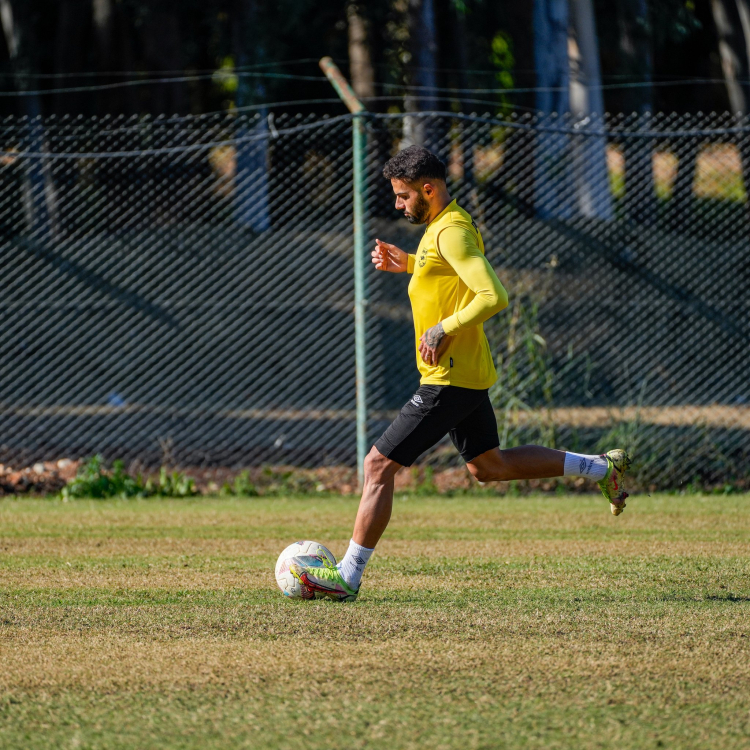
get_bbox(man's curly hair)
[382,145,446,183]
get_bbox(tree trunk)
[452,2,469,109]
[0,0,18,62]
[92,0,136,114]
[616,0,653,115]
[0,0,57,239]
[568,0,613,220]
[403,0,439,151]
[347,3,375,102]
[231,0,265,106]
[711,0,750,216]
[54,0,91,115]
[451,2,475,205]
[92,0,115,75]
[533,0,575,219]
[615,0,655,222]
[231,0,270,232]
[143,3,187,115]
[712,0,750,112]
[736,0,750,209]
[406,0,438,110]
[534,0,570,115]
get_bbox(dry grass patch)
[2,632,749,697]
[1,494,749,749]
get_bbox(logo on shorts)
[410,394,423,406]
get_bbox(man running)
[291,145,630,602]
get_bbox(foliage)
[651,0,703,44]
[486,264,574,450]
[260,467,320,496]
[221,470,260,497]
[60,456,196,500]
[146,467,197,498]
[61,456,147,501]
[409,465,439,495]
[489,30,515,116]
[0,0,724,121]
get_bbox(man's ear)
[422,182,435,197]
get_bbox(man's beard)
[404,193,430,224]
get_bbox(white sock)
[337,539,374,590]
[563,452,608,481]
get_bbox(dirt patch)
[0,459,78,495]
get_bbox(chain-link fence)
[1,110,748,485]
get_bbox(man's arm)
[437,226,508,333]
[419,226,508,365]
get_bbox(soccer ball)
[275,540,337,599]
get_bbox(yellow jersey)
[406,200,508,389]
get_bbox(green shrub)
[60,456,197,500]
[232,470,259,497]
[220,470,259,497]
[61,456,147,500]
[146,467,197,498]
[410,465,438,496]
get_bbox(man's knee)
[466,448,506,483]
[364,446,399,483]
[466,462,494,483]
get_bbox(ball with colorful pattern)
[275,540,337,599]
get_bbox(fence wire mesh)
[1,110,748,486]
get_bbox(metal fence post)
[319,57,368,485]
[352,112,368,486]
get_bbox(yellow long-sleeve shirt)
[406,200,508,389]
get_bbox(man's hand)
[372,239,408,273]
[419,322,451,366]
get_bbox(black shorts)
[374,385,500,467]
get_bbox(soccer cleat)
[289,557,359,602]
[597,449,632,516]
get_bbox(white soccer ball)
[275,540,337,599]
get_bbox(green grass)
[1,494,749,749]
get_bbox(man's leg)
[465,445,631,515]
[450,395,630,514]
[352,446,403,548]
[290,385,473,600]
[465,445,564,482]
[332,447,402,594]
[288,446,414,601]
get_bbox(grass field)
[1,493,749,750]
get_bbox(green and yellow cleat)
[597,449,632,516]
[289,558,359,602]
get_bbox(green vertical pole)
[352,113,368,486]
[318,57,368,486]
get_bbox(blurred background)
[0,0,748,493]
[0,0,742,117]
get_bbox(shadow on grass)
[702,593,750,603]
[661,592,750,603]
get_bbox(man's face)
[391,178,431,224]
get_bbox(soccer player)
[291,146,630,601]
